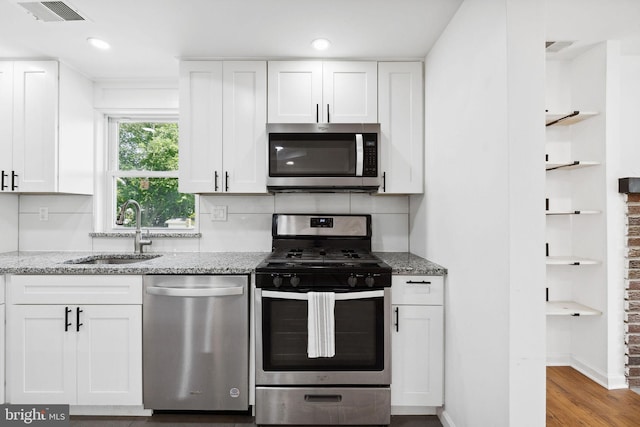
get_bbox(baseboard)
[70,406,152,416]
[391,405,437,415]
[547,357,628,390]
[438,407,456,427]
[570,356,627,390]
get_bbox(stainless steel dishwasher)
[143,275,249,411]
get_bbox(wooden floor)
[547,366,640,426]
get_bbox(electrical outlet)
[39,207,49,221]
[211,205,228,221]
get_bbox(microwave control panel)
[363,137,378,177]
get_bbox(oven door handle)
[147,286,244,297]
[261,290,384,301]
[355,133,364,177]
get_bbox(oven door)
[255,288,390,386]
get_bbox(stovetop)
[255,213,391,289]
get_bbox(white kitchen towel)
[307,291,336,358]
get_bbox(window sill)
[90,232,202,239]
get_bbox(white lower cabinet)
[391,275,444,411]
[1,275,5,404]
[7,275,142,406]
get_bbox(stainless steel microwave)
[266,123,381,192]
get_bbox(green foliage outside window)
[115,122,195,228]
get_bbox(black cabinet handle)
[394,307,399,332]
[406,280,431,284]
[225,171,229,192]
[327,104,330,123]
[1,170,7,190]
[76,307,83,332]
[65,307,72,332]
[11,171,18,190]
[382,172,386,192]
[316,104,319,123]
[214,171,219,191]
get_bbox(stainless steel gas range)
[254,214,392,426]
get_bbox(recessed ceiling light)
[87,37,110,50]
[311,38,331,51]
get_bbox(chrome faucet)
[116,199,152,253]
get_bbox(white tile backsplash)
[19,213,93,251]
[14,193,411,252]
[275,193,351,213]
[350,194,409,214]
[19,195,93,213]
[200,213,272,252]
[371,214,409,252]
[0,195,19,252]
[201,194,275,214]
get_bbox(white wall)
[0,195,18,252]
[411,0,546,426]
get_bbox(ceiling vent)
[18,1,86,22]
[546,41,574,53]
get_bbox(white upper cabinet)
[378,62,424,194]
[0,61,93,194]
[179,61,224,193]
[222,61,267,193]
[179,60,267,193]
[268,61,377,123]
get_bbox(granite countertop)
[0,251,447,276]
[375,252,447,275]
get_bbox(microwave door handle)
[355,134,364,177]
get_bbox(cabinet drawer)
[8,275,142,305]
[392,275,443,306]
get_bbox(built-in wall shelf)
[545,161,600,171]
[546,301,601,316]
[546,209,600,216]
[546,256,600,266]
[545,111,598,127]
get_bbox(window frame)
[104,115,198,232]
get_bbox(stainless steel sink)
[64,254,161,265]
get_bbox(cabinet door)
[12,61,58,193]
[178,61,224,193]
[8,305,77,404]
[378,62,423,194]
[0,304,4,404]
[322,61,377,123]
[391,305,443,407]
[222,61,267,193]
[76,305,142,405]
[267,61,322,123]
[0,62,13,189]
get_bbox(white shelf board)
[546,256,600,265]
[545,111,598,126]
[546,210,600,215]
[546,301,601,316]
[545,161,599,171]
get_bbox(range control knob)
[272,275,283,287]
[290,275,301,287]
[347,275,358,288]
[365,275,375,287]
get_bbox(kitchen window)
[107,118,196,230]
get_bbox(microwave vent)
[17,1,86,21]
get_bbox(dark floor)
[70,414,442,427]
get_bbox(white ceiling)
[0,0,464,81]
[2,0,640,81]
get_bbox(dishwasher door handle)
[146,286,244,297]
